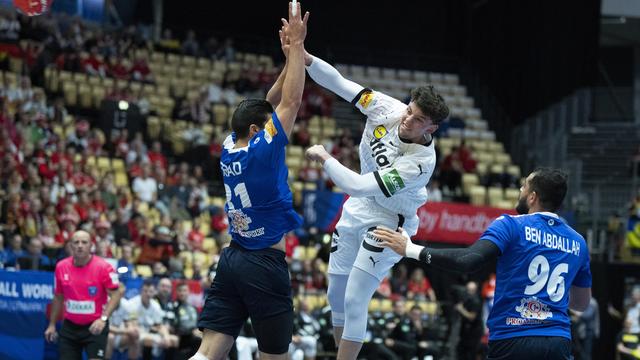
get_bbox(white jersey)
[128,295,164,332]
[351,90,436,217]
[111,298,133,328]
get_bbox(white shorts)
[328,197,418,281]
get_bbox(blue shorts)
[487,336,572,360]
[198,241,293,354]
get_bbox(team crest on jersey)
[515,296,553,320]
[359,91,374,109]
[228,209,252,232]
[88,286,98,297]
[373,125,387,139]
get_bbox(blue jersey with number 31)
[480,212,592,341]
[220,112,302,250]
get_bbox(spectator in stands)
[5,234,26,267]
[407,268,436,302]
[571,297,599,360]
[218,38,236,62]
[148,141,168,170]
[289,299,320,360]
[439,146,465,195]
[298,158,321,183]
[155,277,173,312]
[456,281,483,360]
[617,319,640,360]
[130,54,154,83]
[427,179,443,202]
[188,219,206,252]
[191,90,212,124]
[182,30,200,56]
[292,120,311,147]
[0,11,20,42]
[17,236,52,271]
[625,287,640,334]
[0,233,8,268]
[384,299,418,360]
[206,77,224,104]
[132,164,158,204]
[129,280,179,358]
[82,46,107,77]
[390,263,409,299]
[139,225,174,265]
[117,243,136,280]
[106,298,139,360]
[94,239,113,259]
[158,28,181,52]
[172,282,202,358]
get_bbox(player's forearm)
[407,240,499,274]
[323,157,381,197]
[103,286,124,319]
[266,62,288,106]
[281,41,305,110]
[49,294,63,327]
[306,55,363,102]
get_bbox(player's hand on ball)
[373,227,408,256]
[305,144,329,163]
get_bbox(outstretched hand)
[373,227,409,256]
[281,2,309,46]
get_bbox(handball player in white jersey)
[304,53,449,359]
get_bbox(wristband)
[406,240,423,261]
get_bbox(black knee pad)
[253,311,294,354]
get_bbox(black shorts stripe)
[350,88,373,106]
[330,246,338,253]
[373,171,391,197]
[362,240,383,253]
[397,214,405,229]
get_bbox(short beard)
[515,197,529,215]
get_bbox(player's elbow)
[569,286,591,312]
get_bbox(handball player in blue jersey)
[374,168,592,360]
[191,3,309,360]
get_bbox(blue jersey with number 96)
[480,212,591,341]
[220,112,302,250]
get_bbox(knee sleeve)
[341,268,380,343]
[327,273,349,327]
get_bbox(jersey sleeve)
[252,111,288,165]
[373,152,434,197]
[54,264,63,296]
[572,249,592,287]
[101,262,119,291]
[352,89,407,126]
[479,215,516,254]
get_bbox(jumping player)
[191,3,309,360]
[304,54,449,359]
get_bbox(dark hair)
[231,99,274,139]
[529,167,568,212]
[142,279,155,288]
[410,305,422,312]
[410,85,449,125]
[176,282,189,290]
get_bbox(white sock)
[190,353,210,360]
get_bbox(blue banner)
[0,270,54,360]
[303,190,347,232]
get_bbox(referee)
[45,230,124,360]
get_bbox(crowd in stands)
[0,6,628,360]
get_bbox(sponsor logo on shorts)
[515,296,553,320]
[359,91,374,109]
[369,256,380,267]
[381,169,405,195]
[373,125,387,139]
[66,300,96,314]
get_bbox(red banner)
[413,202,516,246]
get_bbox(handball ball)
[13,0,53,16]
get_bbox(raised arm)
[373,227,501,274]
[305,54,364,102]
[265,27,290,107]
[274,2,309,137]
